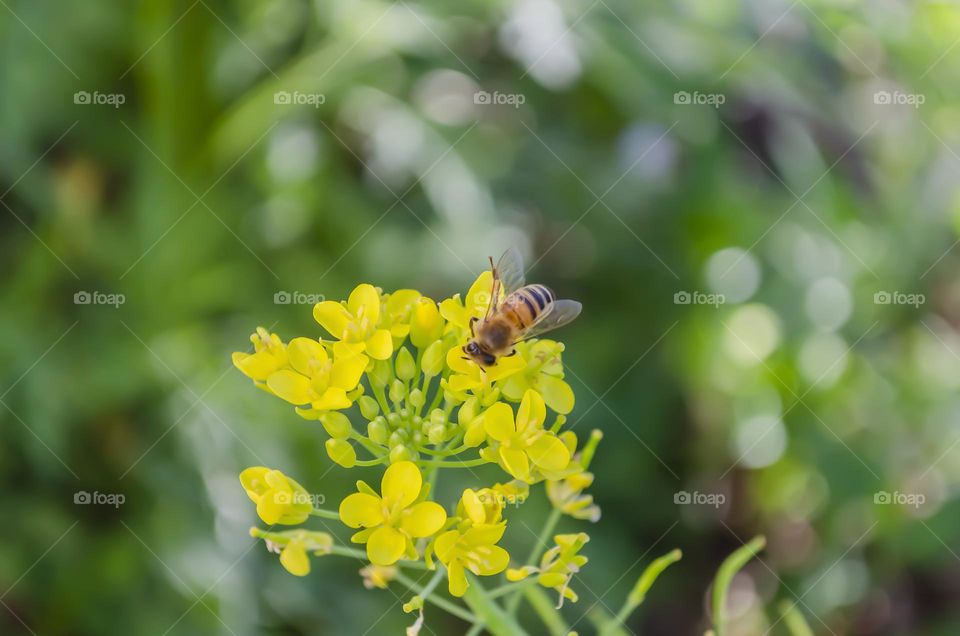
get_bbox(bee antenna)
[488,255,495,270]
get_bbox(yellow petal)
[465,271,494,316]
[469,545,510,576]
[348,284,381,325]
[447,560,469,597]
[485,355,526,381]
[499,447,530,481]
[461,489,486,525]
[439,296,466,326]
[313,301,352,339]
[280,543,310,576]
[400,501,447,538]
[239,467,270,500]
[410,299,443,348]
[312,387,351,411]
[516,389,546,432]
[367,526,406,566]
[381,461,422,509]
[365,329,393,360]
[339,493,384,528]
[330,353,368,390]
[446,346,475,374]
[506,567,534,581]
[448,375,480,394]
[333,340,366,359]
[433,530,459,562]
[256,491,285,525]
[482,402,516,442]
[539,375,574,414]
[266,370,313,405]
[526,434,571,472]
[232,350,284,382]
[286,337,327,375]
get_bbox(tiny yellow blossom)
[501,340,575,414]
[240,467,313,525]
[547,471,600,522]
[383,289,422,343]
[252,528,333,576]
[506,532,590,605]
[439,270,494,336]
[445,345,525,405]
[232,327,288,386]
[360,564,398,589]
[409,297,444,348]
[432,490,510,597]
[265,337,368,412]
[479,389,571,482]
[314,283,394,360]
[339,461,447,565]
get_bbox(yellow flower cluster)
[233,272,603,619]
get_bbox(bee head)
[463,341,496,367]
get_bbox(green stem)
[601,548,682,636]
[712,536,765,636]
[779,600,814,636]
[462,574,529,636]
[487,579,537,599]
[393,571,477,623]
[308,508,340,520]
[523,585,567,636]
[417,457,490,468]
[506,507,562,614]
[354,458,387,467]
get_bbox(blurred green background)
[3,0,960,634]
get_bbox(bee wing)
[520,299,582,340]
[495,247,526,295]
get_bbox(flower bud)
[408,389,425,409]
[428,424,446,445]
[325,438,356,468]
[389,431,406,448]
[368,418,388,445]
[387,412,400,427]
[320,412,352,439]
[410,299,443,348]
[395,347,416,381]
[390,379,407,403]
[368,359,392,387]
[390,444,413,463]
[581,429,603,469]
[358,395,380,420]
[430,409,447,427]
[421,340,445,377]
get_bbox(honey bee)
[463,248,582,367]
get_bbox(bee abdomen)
[505,285,554,327]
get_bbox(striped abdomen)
[501,284,555,330]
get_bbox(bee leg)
[506,349,517,357]
[469,316,478,336]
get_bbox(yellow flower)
[338,461,447,565]
[313,284,394,360]
[383,289,422,343]
[501,340,575,414]
[409,297,444,348]
[360,564,397,589]
[232,327,288,386]
[239,467,313,525]
[547,471,600,522]
[506,533,589,605]
[439,270,494,336]
[264,337,368,412]
[432,490,510,597]
[254,529,332,577]
[479,389,571,482]
[445,345,525,404]
[458,487,505,525]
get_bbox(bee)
[463,248,582,367]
